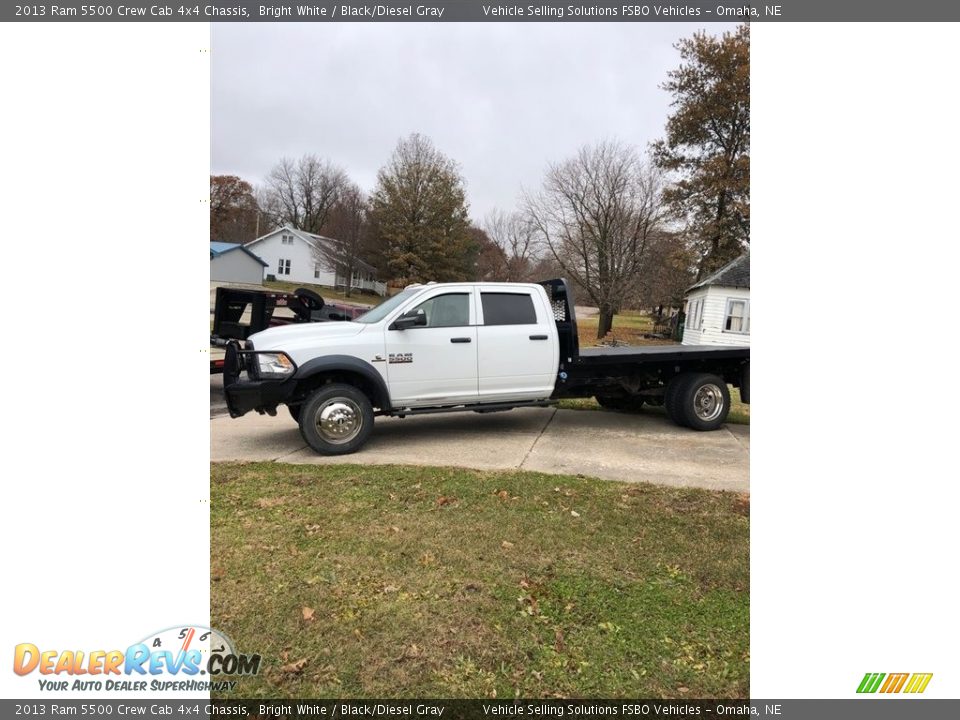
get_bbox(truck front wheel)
[298,383,374,455]
[672,373,730,431]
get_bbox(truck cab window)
[410,293,470,328]
[481,292,536,325]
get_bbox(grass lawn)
[558,388,750,426]
[577,310,676,348]
[211,463,748,699]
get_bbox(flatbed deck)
[576,344,749,363]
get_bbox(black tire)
[298,383,374,455]
[664,375,690,426]
[287,404,301,422]
[675,373,731,431]
[595,394,644,412]
[294,287,325,311]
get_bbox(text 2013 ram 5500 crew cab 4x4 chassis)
[222,279,750,455]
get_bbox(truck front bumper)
[222,342,298,418]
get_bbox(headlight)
[256,352,295,379]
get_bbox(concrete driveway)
[211,377,749,492]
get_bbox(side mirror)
[391,310,427,330]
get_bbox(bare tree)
[631,230,697,314]
[262,154,348,234]
[315,182,370,297]
[470,225,508,281]
[526,140,666,339]
[484,209,539,281]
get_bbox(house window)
[278,259,291,276]
[281,233,294,245]
[687,298,703,331]
[724,299,750,333]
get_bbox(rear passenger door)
[477,289,556,401]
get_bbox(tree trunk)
[597,303,615,339]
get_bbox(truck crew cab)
[223,279,750,455]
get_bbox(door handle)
[529,334,548,340]
[450,337,472,343]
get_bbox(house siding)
[682,286,750,347]
[210,250,264,284]
[247,230,337,286]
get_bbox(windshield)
[353,288,420,324]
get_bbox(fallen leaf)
[436,495,457,506]
[280,658,307,674]
[301,607,315,622]
[497,490,509,500]
[570,510,581,518]
[383,584,400,593]
[390,526,401,533]
[501,540,514,549]
[678,687,689,693]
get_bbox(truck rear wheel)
[673,373,730,431]
[298,383,374,455]
[665,376,689,426]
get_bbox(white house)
[210,242,268,284]
[244,226,385,295]
[682,252,750,347]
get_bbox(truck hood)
[248,321,367,351]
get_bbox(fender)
[293,354,391,410]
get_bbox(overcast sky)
[211,22,736,223]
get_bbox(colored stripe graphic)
[880,673,909,693]
[857,672,933,694]
[903,673,933,694]
[857,673,885,693]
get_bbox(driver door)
[384,290,479,406]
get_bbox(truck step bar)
[389,400,555,418]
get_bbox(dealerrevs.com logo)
[857,672,933,694]
[13,625,260,693]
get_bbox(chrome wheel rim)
[316,398,363,444]
[693,384,724,422]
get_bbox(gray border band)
[5,1,960,22]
